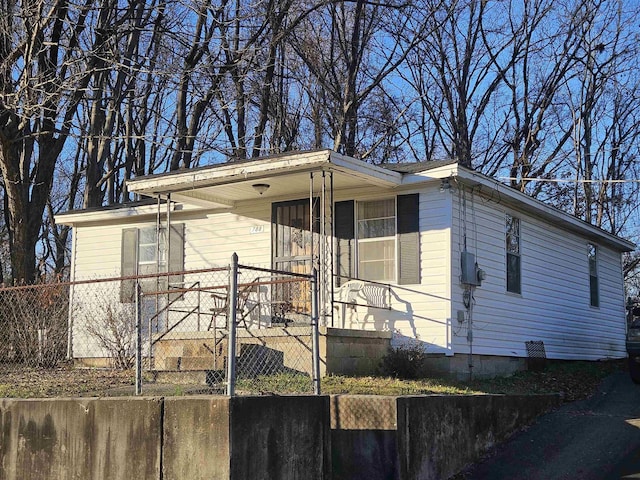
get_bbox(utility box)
[461,251,482,286]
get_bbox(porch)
[68,259,395,393]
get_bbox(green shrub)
[378,342,429,379]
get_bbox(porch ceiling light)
[252,183,270,195]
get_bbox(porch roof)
[125,150,408,209]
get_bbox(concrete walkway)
[456,371,640,480]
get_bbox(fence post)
[226,253,239,396]
[135,281,142,396]
[311,267,321,395]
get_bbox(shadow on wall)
[334,281,451,353]
[335,281,416,336]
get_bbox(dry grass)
[0,363,136,398]
[323,359,624,401]
[0,359,624,400]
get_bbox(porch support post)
[311,267,321,395]
[320,171,326,323]
[329,171,334,327]
[309,172,315,271]
[155,195,161,341]
[166,193,171,332]
[226,253,239,396]
[135,281,142,395]
[311,170,334,327]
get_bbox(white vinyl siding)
[181,202,272,269]
[73,225,123,279]
[451,191,626,360]
[68,178,627,364]
[69,185,453,357]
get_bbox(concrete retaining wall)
[0,397,162,480]
[163,396,330,480]
[331,393,561,480]
[0,395,329,480]
[0,393,559,480]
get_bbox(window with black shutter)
[334,194,420,285]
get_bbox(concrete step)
[154,337,228,359]
[151,369,226,387]
[156,354,226,371]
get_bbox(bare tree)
[0,0,105,282]
[565,0,640,230]
[291,0,434,161]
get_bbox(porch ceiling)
[168,171,357,209]
[127,150,402,209]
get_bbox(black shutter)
[335,201,355,286]
[397,193,420,285]
[120,228,138,303]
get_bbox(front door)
[272,199,318,319]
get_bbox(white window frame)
[356,197,397,283]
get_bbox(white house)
[57,149,635,377]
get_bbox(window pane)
[507,253,521,294]
[358,199,395,239]
[588,244,597,275]
[139,227,157,245]
[358,218,395,239]
[359,240,395,261]
[506,214,521,293]
[506,215,520,254]
[590,275,599,307]
[358,199,395,219]
[139,245,157,264]
[358,240,395,282]
[506,233,519,254]
[138,226,167,266]
[357,199,396,282]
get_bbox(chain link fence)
[0,282,69,369]
[0,254,319,398]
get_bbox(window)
[335,194,419,285]
[137,226,167,269]
[357,198,396,282]
[120,224,184,303]
[506,214,521,294]
[588,243,599,307]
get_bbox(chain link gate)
[226,255,320,395]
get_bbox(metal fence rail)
[0,254,319,397]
